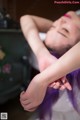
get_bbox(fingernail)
[69,87,72,90]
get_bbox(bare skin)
[20,41,80,111]
[20,50,71,112]
[20,11,80,112]
[20,14,72,90]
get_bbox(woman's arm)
[21,41,80,111]
[39,41,80,85]
[20,15,53,60]
[20,36,80,112]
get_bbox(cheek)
[45,31,56,47]
[70,30,80,45]
[46,30,69,49]
[68,23,80,43]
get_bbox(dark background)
[0,0,80,21]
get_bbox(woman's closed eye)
[62,28,69,34]
[52,25,69,34]
[59,28,70,38]
[49,25,70,38]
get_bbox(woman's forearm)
[39,42,80,85]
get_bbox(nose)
[55,17,66,30]
[59,17,66,24]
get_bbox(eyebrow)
[52,25,68,38]
[57,31,68,38]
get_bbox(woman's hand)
[20,74,48,112]
[38,52,57,72]
[20,53,72,112]
[49,76,72,90]
[38,53,72,90]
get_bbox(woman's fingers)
[61,77,72,90]
[52,81,61,89]
[49,77,72,90]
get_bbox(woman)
[20,10,80,120]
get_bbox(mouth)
[64,14,71,19]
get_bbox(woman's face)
[45,11,80,54]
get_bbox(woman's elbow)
[20,15,31,25]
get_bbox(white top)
[39,32,46,41]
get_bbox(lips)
[64,14,71,19]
